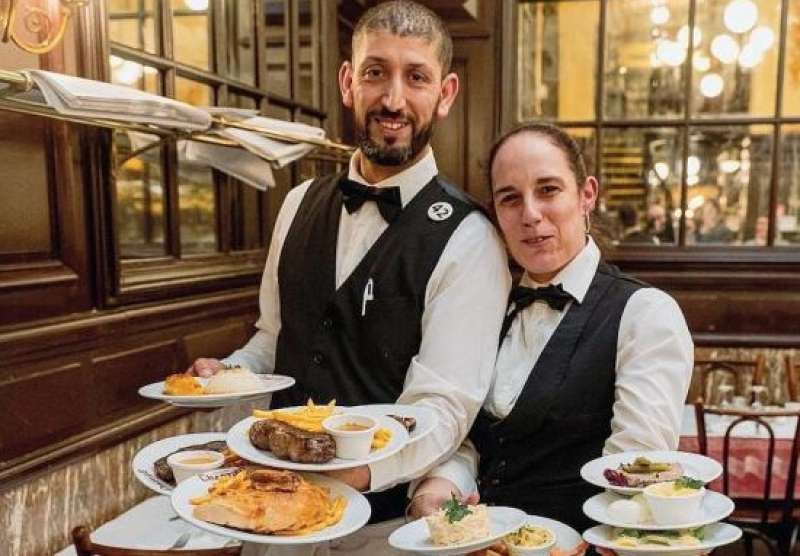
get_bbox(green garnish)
[675,476,704,490]
[442,494,472,523]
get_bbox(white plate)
[518,515,583,553]
[347,403,438,445]
[389,506,528,556]
[226,414,409,471]
[580,451,723,496]
[582,491,734,530]
[171,470,370,545]
[132,432,227,495]
[583,523,742,556]
[138,375,295,408]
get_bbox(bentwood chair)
[694,402,800,556]
[694,355,767,406]
[71,526,242,556]
[786,355,800,402]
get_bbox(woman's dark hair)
[486,122,588,194]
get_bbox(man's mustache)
[366,109,416,125]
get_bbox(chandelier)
[1,0,89,55]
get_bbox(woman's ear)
[581,176,600,214]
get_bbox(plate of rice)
[139,367,295,407]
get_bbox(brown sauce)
[337,422,371,432]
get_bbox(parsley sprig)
[674,476,704,490]
[441,494,472,523]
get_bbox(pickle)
[620,457,671,473]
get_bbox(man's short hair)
[352,0,453,75]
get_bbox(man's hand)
[186,358,224,377]
[407,477,479,520]
[324,465,371,491]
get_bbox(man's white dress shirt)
[424,238,694,493]
[225,148,511,495]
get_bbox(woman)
[409,123,693,533]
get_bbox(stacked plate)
[579,451,741,556]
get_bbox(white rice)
[203,367,263,394]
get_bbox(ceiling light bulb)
[678,25,702,48]
[687,175,700,186]
[700,72,725,97]
[711,34,740,64]
[656,40,687,67]
[687,155,701,176]
[654,162,671,180]
[724,0,758,34]
[650,5,670,25]
[738,42,763,68]
[114,61,143,86]
[693,54,711,72]
[688,195,706,210]
[184,0,209,11]
[750,26,775,51]
[720,160,741,173]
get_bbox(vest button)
[382,349,391,359]
[490,478,500,486]
[322,318,333,329]
[312,353,324,365]
[498,460,506,468]
[497,437,505,445]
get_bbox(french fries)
[371,427,392,450]
[253,399,338,433]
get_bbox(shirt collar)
[347,147,438,208]
[521,236,600,304]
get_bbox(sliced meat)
[249,419,336,464]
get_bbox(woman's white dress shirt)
[425,237,694,492]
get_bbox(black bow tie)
[510,283,575,312]
[338,177,402,223]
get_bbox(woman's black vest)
[469,263,646,532]
[271,171,478,522]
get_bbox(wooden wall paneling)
[90,340,180,422]
[0,361,91,463]
[183,321,251,363]
[431,56,467,188]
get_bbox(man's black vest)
[469,263,646,532]
[272,171,479,522]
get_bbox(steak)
[604,462,685,488]
[389,414,417,433]
[249,419,336,464]
[153,440,228,485]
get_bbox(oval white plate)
[389,506,527,556]
[583,523,741,556]
[226,414,409,471]
[347,403,438,445]
[132,432,227,495]
[582,491,734,530]
[138,375,295,408]
[517,515,583,553]
[171,470,370,545]
[580,451,723,496]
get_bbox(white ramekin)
[322,414,378,459]
[166,450,225,483]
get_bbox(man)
[189,1,509,552]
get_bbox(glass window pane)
[604,0,689,119]
[295,0,319,106]
[264,0,290,96]
[516,1,598,121]
[175,77,213,106]
[108,0,158,54]
[0,113,51,255]
[783,1,800,116]
[692,0,781,117]
[778,125,800,245]
[178,158,218,255]
[171,0,212,71]
[601,128,682,246]
[229,95,264,250]
[686,125,773,245]
[226,0,256,85]
[110,58,160,93]
[262,105,294,241]
[114,131,166,258]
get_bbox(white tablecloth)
[680,404,799,439]
[55,495,237,554]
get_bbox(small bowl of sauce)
[167,449,225,483]
[322,414,378,459]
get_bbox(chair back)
[785,354,799,402]
[694,355,766,405]
[693,402,800,525]
[71,526,241,556]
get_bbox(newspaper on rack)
[127,131,275,191]
[207,107,325,168]
[27,69,212,131]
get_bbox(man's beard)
[356,108,435,166]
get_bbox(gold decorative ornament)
[1,0,89,55]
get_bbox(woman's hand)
[186,357,223,377]
[406,477,479,520]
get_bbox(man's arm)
[367,213,510,491]
[187,180,313,376]
[604,288,694,454]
